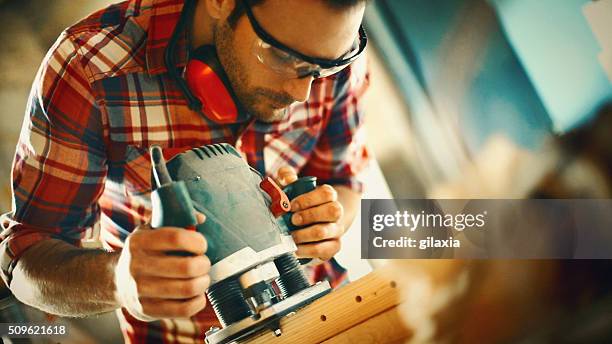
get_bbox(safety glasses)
[240,0,368,79]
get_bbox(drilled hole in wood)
[355,295,362,303]
[320,315,327,321]
[390,281,397,288]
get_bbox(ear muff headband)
[164,0,243,124]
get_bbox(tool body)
[149,144,330,344]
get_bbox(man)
[0,0,370,342]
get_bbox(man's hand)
[274,167,345,261]
[114,213,210,321]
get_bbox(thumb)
[275,166,298,187]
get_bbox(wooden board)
[247,265,411,344]
[322,306,411,344]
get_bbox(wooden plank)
[247,265,404,344]
[321,306,412,344]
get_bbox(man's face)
[213,0,365,122]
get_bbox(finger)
[295,239,341,261]
[292,201,343,226]
[137,275,210,299]
[291,184,337,211]
[133,254,211,278]
[134,228,207,254]
[275,166,298,187]
[140,294,207,319]
[195,211,206,225]
[291,223,343,244]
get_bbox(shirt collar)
[145,0,189,75]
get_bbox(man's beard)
[214,21,293,123]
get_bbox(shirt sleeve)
[0,31,108,286]
[300,55,371,193]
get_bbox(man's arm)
[0,31,113,314]
[11,224,210,319]
[3,31,210,320]
[11,240,120,316]
[283,56,370,260]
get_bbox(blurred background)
[0,0,611,343]
[363,0,611,198]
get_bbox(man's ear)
[205,0,237,20]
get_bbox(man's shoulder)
[66,1,134,35]
[305,55,368,117]
[331,55,369,98]
[62,0,156,81]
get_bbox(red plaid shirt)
[0,0,369,342]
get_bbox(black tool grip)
[150,182,199,256]
[282,177,317,264]
[150,145,199,257]
[151,182,197,228]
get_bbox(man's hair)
[228,0,368,27]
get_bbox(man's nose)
[283,76,314,103]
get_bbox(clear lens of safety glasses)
[253,40,354,79]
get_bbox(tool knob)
[282,177,317,265]
[149,145,197,229]
[282,176,317,231]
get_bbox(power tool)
[149,144,330,344]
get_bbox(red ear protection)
[185,46,240,124]
[164,0,245,124]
